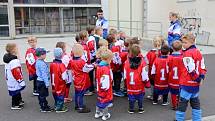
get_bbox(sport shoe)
[33,91,39,96]
[56,107,68,113]
[11,105,23,110]
[162,102,169,106]
[19,100,25,106]
[102,113,111,121]
[107,103,113,108]
[147,95,153,100]
[95,112,103,119]
[84,91,94,96]
[138,108,145,114]
[113,91,124,97]
[152,101,158,105]
[128,109,135,114]
[40,106,53,113]
[77,107,91,113]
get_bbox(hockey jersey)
[81,42,91,64]
[168,52,183,90]
[25,48,37,80]
[151,55,169,90]
[87,35,96,61]
[124,57,149,95]
[69,57,94,91]
[50,59,68,96]
[62,53,73,84]
[96,61,113,104]
[180,45,207,93]
[110,44,122,72]
[3,53,25,96]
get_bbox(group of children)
[3,26,206,121]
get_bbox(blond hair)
[153,36,163,49]
[27,36,37,43]
[79,30,88,40]
[96,46,108,58]
[181,33,196,44]
[72,44,84,57]
[56,42,66,50]
[99,39,108,47]
[95,26,103,35]
[172,40,182,51]
[6,43,17,54]
[100,48,113,61]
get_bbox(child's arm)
[38,62,50,87]
[10,60,25,86]
[151,63,156,81]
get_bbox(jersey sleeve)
[62,55,70,68]
[151,63,156,75]
[141,66,149,81]
[10,59,23,82]
[82,63,94,73]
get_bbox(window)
[75,8,87,31]
[0,0,8,2]
[13,0,30,4]
[0,5,9,37]
[46,8,60,33]
[45,0,59,4]
[29,7,45,33]
[63,8,75,32]
[87,0,101,4]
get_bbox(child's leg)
[37,82,49,110]
[171,94,178,108]
[102,107,109,117]
[89,70,95,92]
[65,83,71,100]
[136,93,144,109]
[75,90,84,109]
[113,72,122,92]
[190,93,201,121]
[33,76,38,93]
[153,91,158,103]
[12,93,20,106]
[56,95,65,110]
[176,89,191,121]
[162,94,168,103]
[128,95,135,111]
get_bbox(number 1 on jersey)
[129,72,135,85]
[173,67,179,79]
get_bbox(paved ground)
[0,53,215,121]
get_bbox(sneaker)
[147,95,153,100]
[107,103,113,108]
[152,101,158,105]
[19,100,25,106]
[11,105,23,110]
[56,107,68,113]
[33,91,39,96]
[40,106,53,113]
[95,112,103,119]
[102,113,111,121]
[77,107,91,113]
[162,102,169,106]
[75,105,86,110]
[128,109,135,114]
[84,91,94,96]
[113,91,124,97]
[138,108,145,114]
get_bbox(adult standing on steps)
[96,8,109,39]
[168,12,182,48]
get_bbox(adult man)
[96,9,108,39]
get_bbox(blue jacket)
[168,20,181,47]
[96,18,108,39]
[36,59,50,87]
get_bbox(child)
[50,48,69,113]
[56,42,73,103]
[107,34,124,97]
[25,36,38,96]
[94,26,103,50]
[168,40,183,110]
[3,43,25,110]
[175,34,206,121]
[70,44,94,113]
[95,48,113,121]
[145,36,162,100]
[86,27,96,62]
[124,44,149,114]
[79,30,94,96]
[151,45,170,105]
[35,47,52,112]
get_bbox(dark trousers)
[113,72,122,91]
[153,93,168,103]
[33,76,38,92]
[128,93,144,110]
[37,81,49,110]
[75,90,85,109]
[53,94,64,110]
[12,92,22,106]
[89,69,95,92]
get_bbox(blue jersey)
[168,20,181,47]
[96,18,108,39]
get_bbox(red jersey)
[81,42,91,64]
[151,55,169,90]
[168,52,183,89]
[124,57,149,95]
[96,62,113,103]
[180,45,207,88]
[110,44,122,72]
[25,48,37,79]
[70,57,94,91]
[50,60,68,96]
[146,49,161,80]
[87,36,96,61]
